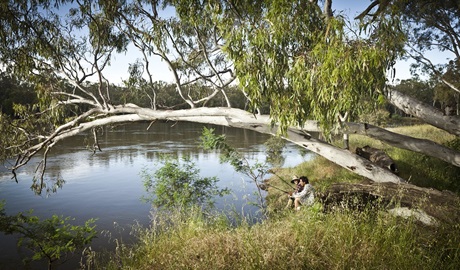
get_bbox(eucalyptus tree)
[392,0,460,95]
[356,0,460,136]
[0,0,459,195]
[114,0,236,109]
[0,0,130,185]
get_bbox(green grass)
[86,206,460,270]
[348,124,460,192]
[86,124,460,270]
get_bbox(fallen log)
[318,180,460,226]
[356,145,398,174]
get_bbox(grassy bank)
[88,125,460,269]
[87,206,459,270]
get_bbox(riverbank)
[88,125,460,269]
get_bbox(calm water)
[0,121,312,269]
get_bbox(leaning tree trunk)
[15,106,405,184]
[223,115,405,184]
[386,88,460,136]
[13,105,460,185]
[318,179,460,226]
[343,122,460,167]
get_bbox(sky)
[100,0,448,85]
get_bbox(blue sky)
[102,1,444,85]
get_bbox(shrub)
[140,155,230,211]
[0,201,97,270]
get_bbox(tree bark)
[12,106,460,186]
[319,180,460,225]
[224,116,405,184]
[356,145,398,173]
[284,129,404,183]
[386,88,460,136]
[14,106,459,184]
[13,106,405,184]
[343,122,460,167]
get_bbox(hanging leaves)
[218,0,404,136]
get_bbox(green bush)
[90,125,460,269]
[0,201,97,270]
[140,156,230,211]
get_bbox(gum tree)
[0,0,459,192]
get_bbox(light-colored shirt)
[292,183,315,206]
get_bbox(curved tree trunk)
[12,105,460,186]
[13,106,460,184]
[13,106,405,184]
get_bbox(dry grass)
[89,124,460,270]
[388,124,456,143]
[90,206,460,270]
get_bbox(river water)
[0,121,313,269]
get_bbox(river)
[0,121,313,269]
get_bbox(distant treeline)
[1,72,457,120]
[0,73,254,118]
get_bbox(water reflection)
[0,121,313,269]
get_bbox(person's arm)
[292,185,309,198]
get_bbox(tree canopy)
[0,0,459,192]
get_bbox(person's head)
[299,176,309,185]
[290,176,300,184]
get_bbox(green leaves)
[200,127,272,212]
[200,127,245,170]
[218,1,403,136]
[0,202,97,269]
[140,155,229,210]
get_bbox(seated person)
[291,176,315,210]
[286,176,303,209]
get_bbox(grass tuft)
[87,125,460,269]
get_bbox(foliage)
[140,155,229,210]
[200,127,244,170]
[395,0,460,77]
[86,199,460,270]
[358,107,391,127]
[264,136,286,168]
[218,0,405,135]
[0,202,97,270]
[434,61,460,114]
[200,127,271,212]
[393,78,435,105]
[0,73,36,116]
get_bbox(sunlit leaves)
[218,0,405,136]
